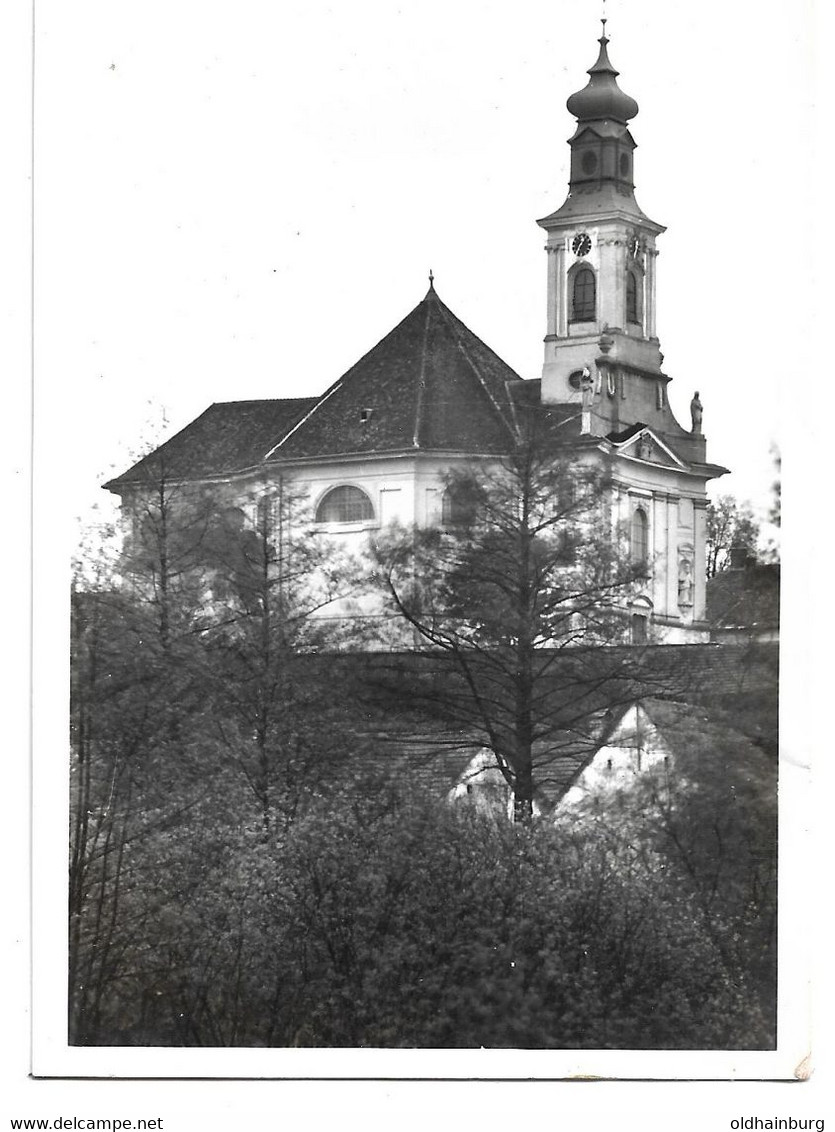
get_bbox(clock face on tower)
[572,233,592,257]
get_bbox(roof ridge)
[412,296,433,448]
[211,395,317,408]
[263,381,344,460]
[432,299,520,442]
[263,296,434,459]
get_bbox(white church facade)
[106,25,727,644]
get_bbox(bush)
[86,791,771,1048]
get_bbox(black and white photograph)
[16,0,829,1112]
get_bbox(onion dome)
[566,30,639,125]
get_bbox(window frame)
[630,612,648,645]
[315,484,376,526]
[569,264,596,323]
[626,270,638,324]
[630,506,649,570]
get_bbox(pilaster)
[693,500,708,621]
[666,494,680,619]
[545,245,559,338]
[646,248,658,339]
[651,492,667,614]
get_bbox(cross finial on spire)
[428,268,435,290]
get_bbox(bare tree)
[373,408,653,822]
[201,475,369,835]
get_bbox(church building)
[106,25,727,644]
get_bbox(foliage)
[69,470,367,1041]
[706,494,760,578]
[560,707,777,1032]
[759,448,781,564]
[69,586,220,1043]
[196,477,369,834]
[69,437,776,1051]
[70,796,772,1049]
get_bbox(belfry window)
[626,271,638,323]
[316,485,374,524]
[571,267,596,322]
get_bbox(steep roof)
[267,286,523,461]
[106,288,526,491]
[335,696,775,817]
[105,397,317,489]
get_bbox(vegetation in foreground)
[70,451,776,1048]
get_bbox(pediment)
[616,428,686,469]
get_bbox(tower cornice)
[537,206,666,235]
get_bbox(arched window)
[631,507,648,568]
[316,485,374,524]
[571,267,596,322]
[626,271,638,323]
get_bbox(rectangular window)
[631,613,648,644]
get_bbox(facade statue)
[690,391,703,434]
[678,557,694,607]
[580,365,595,410]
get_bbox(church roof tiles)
[267,286,523,461]
[106,288,526,490]
[104,397,318,488]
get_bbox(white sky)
[35,0,815,538]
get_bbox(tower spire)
[566,24,638,124]
[537,25,666,403]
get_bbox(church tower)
[539,24,667,426]
[537,24,728,641]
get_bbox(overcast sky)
[35,0,815,542]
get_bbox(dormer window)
[359,408,374,424]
